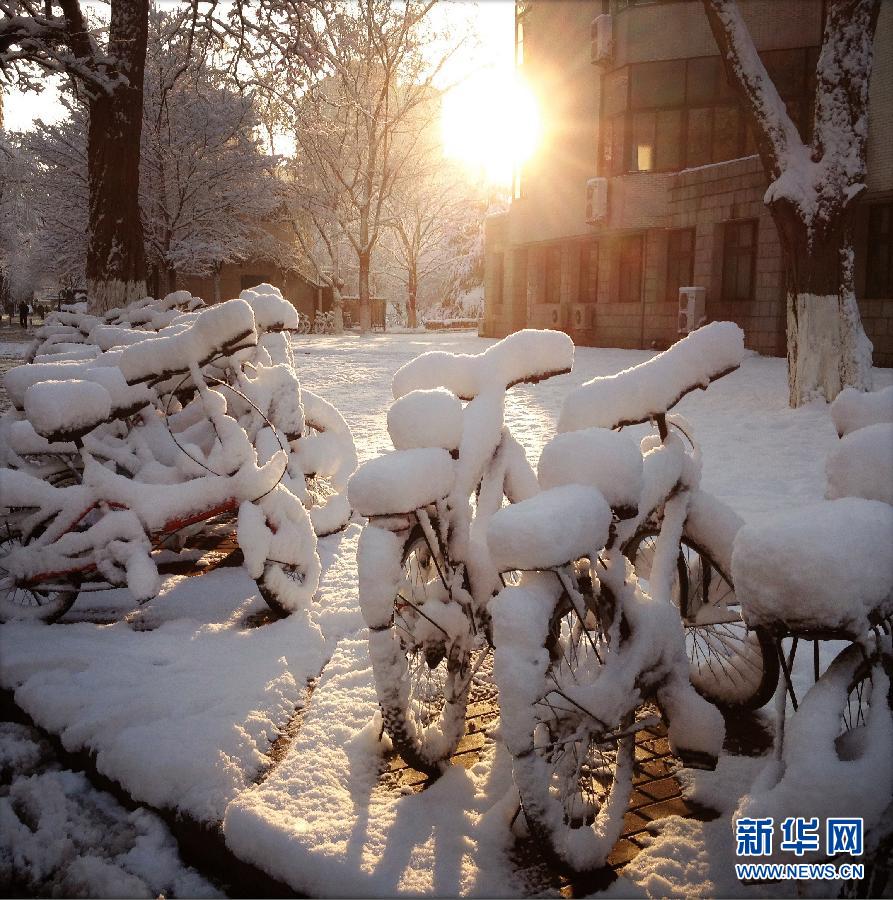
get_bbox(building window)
[515,247,528,308]
[721,220,757,302]
[583,242,599,303]
[545,245,561,304]
[666,228,695,303]
[605,47,815,176]
[866,204,893,299]
[619,235,643,303]
[491,252,505,306]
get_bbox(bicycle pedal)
[676,748,718,771]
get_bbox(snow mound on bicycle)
[23,380,112,442]
[387,388,463,452]
[830,383,893,437]
[392,328,573,400]
[558,321,744,432]
[538,428,643,516]
[826,422,893,505]
[732,497,893,635]
[348,447,454,517]
[487,484,612,572]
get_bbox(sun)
[441,70,542,186]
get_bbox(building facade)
[177,263,332,321]
[481,0,893,366]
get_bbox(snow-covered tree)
[16,103,89,288]
[13,12,282,303]
[253,0,462,333]
[382,156,485,328]
[702,0,880,406]
[141,10,282,298]
[1,0,151,313]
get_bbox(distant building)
[482,0,893,365]
[176,262,333,320]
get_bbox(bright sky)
[1,0,530,186]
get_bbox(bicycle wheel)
[624,528,777,710]
[0,529,78,624]
[512,593,636,874]
[368,524,477,776]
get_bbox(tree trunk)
[212,266,221,304]
[332,284,344,334]
[85,0,149,314]
[407,267,417,329]
[166,266,177,295]
[772,202,873,406]
[358,250,372,333]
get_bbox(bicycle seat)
[826,422,893,505]
[239,284,299,333]
[538,428,643,518]
[488,484,612,573]
[558,321,744,432]
[387,388,463,452]
[103,298,257,385]
[348,447,455,517]
[392,329,574,401]
[731,498,893,637]
[24,379,112,443]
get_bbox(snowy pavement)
[2,331,891,896]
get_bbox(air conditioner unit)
[570,303,595,330]
[590,15,613,66]
[530,304,564,330]
[678,286,706,334]
[585,177,608,225]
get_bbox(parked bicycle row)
[2,310,890,882]
[0,285,357,622]
[347,325,892,877]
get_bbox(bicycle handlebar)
[392,329,574,401]
[558,322,744,433]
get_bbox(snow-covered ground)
[2,331,891,897]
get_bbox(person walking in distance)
[18,300,27,329]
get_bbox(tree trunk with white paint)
[772,203,873,405]
[703,0,879,406]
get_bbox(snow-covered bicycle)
[5,287,357,539]
[0,297,324,623]
[487,322,759,872]
[348,329,575,775]
[730,385,892,889]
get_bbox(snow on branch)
[703,0,880,233]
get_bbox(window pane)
[762,48,805,98]
[867,204,893,299]
[686,57,718,105]
[630,60,685,109]
[604,68,629,117]
[712,106,740,161]
[736,253,752,299]
[666,228,695,302]
[585,244,599,303]
[632,111,656,171]
[611,115,626,175]
[656,109,683,170]
[546,246,561,303]
[722,221,757,301]
[687,108,712,167]
[619,235,643,303]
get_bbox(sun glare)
[441,70,542,186]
